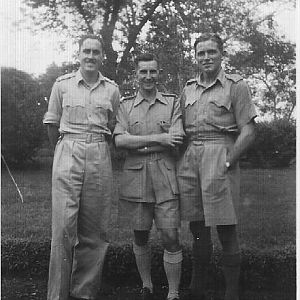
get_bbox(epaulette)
[225,73,243,83]
[104,76,118,87]
[56,72,76,82]
[121,95,135,102]
[186,78,197,86]
[161,93,177,98]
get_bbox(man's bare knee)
[159,229,180,252]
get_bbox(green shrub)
[1,240,295,292]
[1,68,46,166]
[245,119,296,168]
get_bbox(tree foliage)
[25,0,166,82]
[1,68,45,165]
[24,0,296,119]
[38,62,79,100]
[227,17,296,120]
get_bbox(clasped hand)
[159,132,184,148]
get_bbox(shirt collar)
[133,90,167,107]
[75,70,105,86]
[196,68,225,88]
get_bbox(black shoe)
[140,287,154,300]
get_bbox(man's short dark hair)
[194,33,224,52]
[78,34,103,51]
[134,53,159,68]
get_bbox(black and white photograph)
[1,0,297,299]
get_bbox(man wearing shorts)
[114,53,184,300]
[178,33,256,300]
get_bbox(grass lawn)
[1,275,296,300]
[1,161,295,251]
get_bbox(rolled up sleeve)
[43,81,62,126]
[107,87,121,132]
[169,97,185,136]
[232,80,257,130]
[113,101,129,137]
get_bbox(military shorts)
[118,199,180,230]
[177,137,240,226]
[118,152,180,230]
[119,153,179,203]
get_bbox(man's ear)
[159,68,163,74]
[222,50,227,57]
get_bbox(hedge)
[1,240,295,292]
[244,119,296,168]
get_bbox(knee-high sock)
[222,252,241,300]
[133,243,153,292]
[190,237,213,294]
[163,249,182,300]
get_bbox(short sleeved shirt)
[180,68,256,139]
[114,91,184,138]
[114,90,184,203]
[43,70,120,135]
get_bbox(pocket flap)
[210,96,231,111]
[158,120,171,132]
[95,101,113,112]
[63,97,84,107]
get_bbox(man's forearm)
[115,133,163,149]
[228,121,256,166]
[136,145,166,153]
[47,125,60,150]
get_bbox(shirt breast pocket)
[128,119,143,135]
[208,97,231,115]
[184,102,197,126]
[94,100,113,125]
[158,120,171,133]
[207,96,233,127]
[62,96,85,124]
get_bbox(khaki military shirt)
[43,70,120,135]
[114,91,184,137]
[180,68,256,139]
[114,90,184,203]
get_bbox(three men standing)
[114,53,184,300]
[177,33,256,300]
[44,32,256,300]
[44,34,120,300]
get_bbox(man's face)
[79,38,103,74]
[195,40,222,76]
[136,60,159,93]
